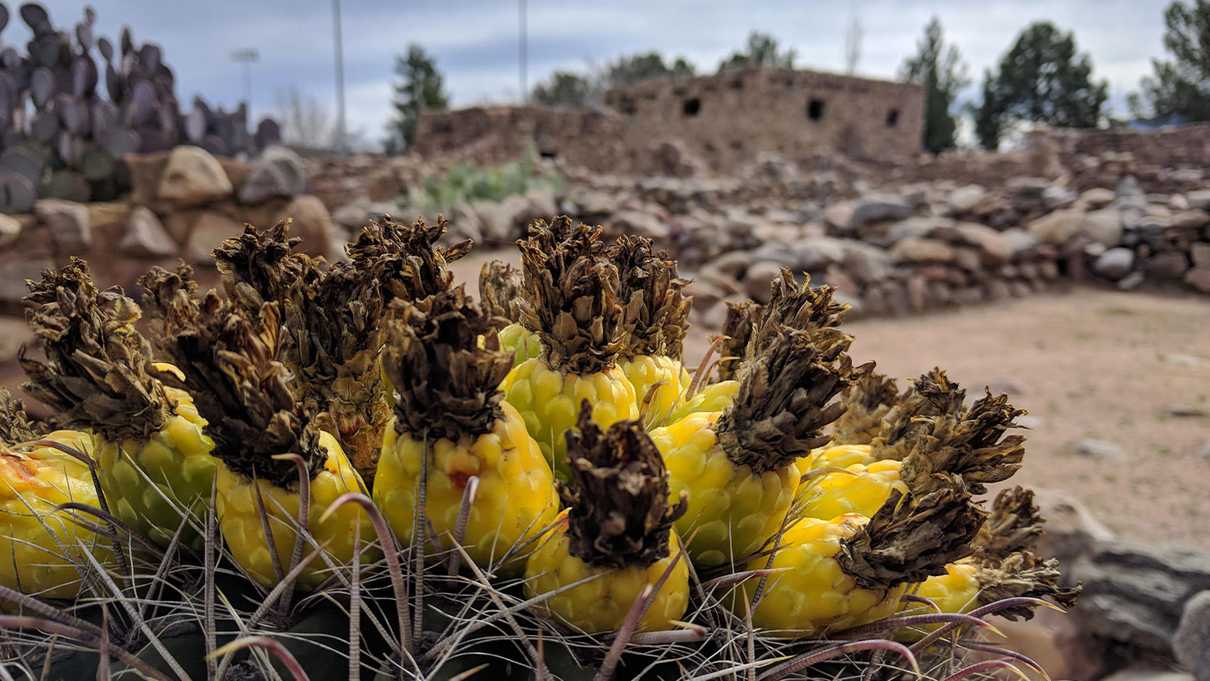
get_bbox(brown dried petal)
[382,286,512,442]
[830,371,900,445]
[839,483,985,589]
[717,300,760,381]
[611,235,691,360]
[562,403,686,569]
[715,326,855,474]
[748,269,849,359]
[517,218,625,374]
[21,258,169,442]
[145,267,322,488]
[898,388,1026,496]
[478,259,525,325]
[0,388,44,444]
[871,368,966,461]
[974,486,1045,563]
[975,551,1081,620]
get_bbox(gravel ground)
[453,250,1210,548]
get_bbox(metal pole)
[333,0,347,152]
[519,0,527,104]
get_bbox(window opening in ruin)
[618,97,637,115]
[886,108,900,127]
[539,148,558,160]
[807,98,825,121]
[683,97,701,117]
[729,78,744,90]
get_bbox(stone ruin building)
[413,66,925,174]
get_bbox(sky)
[7,1,1173,148]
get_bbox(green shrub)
[409,150,563,214]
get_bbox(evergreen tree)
[1130,0,1210,123]
[606,52,695,87]
[531,71,594,107]
[974,22,1108,150]
[386,45,449,154]
[901,18,969,154]
[719,32,797,72]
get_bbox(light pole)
[519,0,527,104]
[333,0,347,152]
[230,48,259,121]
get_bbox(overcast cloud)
[7,1,1171,146]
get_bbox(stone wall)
[603,67,925,169]
[0,144,340,319]
[413,106,627,172]
[414,67,925,174]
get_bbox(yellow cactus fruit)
[525,407,689,633]
[611,235,693,428]
[652,323,857,568]
[0,391,111,600]
[374,286,558,573]
[21,258,216,549]
[501,218,638,480]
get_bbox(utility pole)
[230,48,259,120]
[519,0,528,104]
[333,0,347,152]
[844,1,862,74]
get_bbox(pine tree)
[386,45,449,154]
[718,32,797,72]
[974,22,1108,150]
[531,71,594,107]
[901,18,969,154]
[1130,0,1210,123]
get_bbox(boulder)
[1171,211,1210,230]
[886,216,952,244]
[1001,228,1041,257]
[953,222,1014,264]
[157,146,233,206]
[474,195,529,244]
[1187,190,1210,211]
[124,150,170,205]
[1102,669,1193,681]
[1176,590,1210,680]
[826,194,912,232]
[1186,268,1210,294]
[947,184,986,212]
[1043,184,1077,209]
[0,258,55,307]
[790,237,848,270]
[445,202,484,244]
[706,250,756,280]
[185,211,243,264]
[1070,541,1210,654]
[890,237,954,264]
[119,207,178,258]
[1081,187,1116,209]
[1029,209,1087,245]
[849,193,912,229]
[0,214,21,248]
[1083,208,1123,246]
[277,195,339,259]
[611,209,669,241]
[840,240,893,283]
[744,260,785,303]
[0,315,33,363]
[994,607,1108,681]
[1093,248,1135,281]
[1192,243,1210,268]
[238,146,306,204]
[1143,252,1190,280]
[34,199,91,253]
